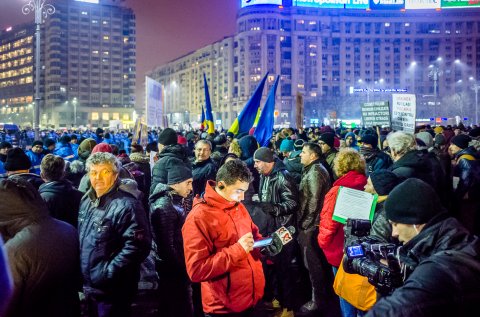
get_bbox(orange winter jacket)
[182,181,265,314]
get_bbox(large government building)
[0,0,136,128]
[148,0,480,128]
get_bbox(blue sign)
[293,0,369,8]
[369,0,405,10]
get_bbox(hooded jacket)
[151,144,191,195]
[317,170,367,267]
[38,179,84,228]
[0,178,80,317]
[366,214,480,317]
[182,181,265,314]
[78,179,152,299]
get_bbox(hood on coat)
[0,178,48,241]
[333,170,367,190]
[149,182,171,203]
[195,180,238,211]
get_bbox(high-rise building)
[0,0,136,128]
[149,1,480,128]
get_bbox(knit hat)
[360,134,378,149]
[280,139,294,152]
[319,132,335,148]
[167,164,192,185]
[434,126,444,134]
[95,127,104,135]
[78,138,97,159]
[469,127,480,138]
[59,135,71,144]
[294,139,305,151]
[253,147,274,163]
[415,132,433,148]
[91,143,113,154]
[451,134,471,149]
[44,138,56,148]
[0,141,12,150]
[369,170,401,196]
[434,134,446,146]
[385,178,442,225]
[4,148,31,171]
[177,135,187,145]
[32,140,44,147]
[158,128,178,146]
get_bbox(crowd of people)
[0,122,479,317]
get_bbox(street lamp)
[22,0,55,140]
[470,77,479,125]
[428,64,443,121]
[73,97,78,127]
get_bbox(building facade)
[149,2,480,128]
[0,0,136,128]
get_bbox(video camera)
[343,219,403,296]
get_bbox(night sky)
[0,0,238,99]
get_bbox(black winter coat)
[366,214,480,317]
[192,158,217,196]
[78,180,152,299]
[151,144,191,195]
[258,160,299,231]
[39,180,83,228]
[149,183,187,270]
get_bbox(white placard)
[391,94,416,133]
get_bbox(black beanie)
[451,134,471,149]
[319,132,335,148]
[32,140,44,147]
[385,178,442,225]
[4,148,31,171]
[158,128,178,146]
[44,138,56,148]
[361,134,378,149]
[370,170,400,196]
[167,164,192,185]
[253,147,274,163]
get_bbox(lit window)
[112,113,120,120]
[385,23,390,27]
[404,23,410,27]
[123,37,129,44]
[102,113,109,120]
[92,50,99,54]
[297,84,304,89]
[123,113,130,121]
[298,20,305,24]
[102,21,108,25]
[103,51,109,55]
[103,35,109,40]
[92,20,98,24]
[81,11,88,15]
[91,112,99,120]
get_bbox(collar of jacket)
[302,158,322,172]
[86,178,120,206]
[196,180,238,211]
[333,170,367,190]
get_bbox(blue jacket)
[53,143,75,162]
[0,161,6,177]
[25,150,45,175]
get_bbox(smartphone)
[253,237,273,248]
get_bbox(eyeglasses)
[89,169,113,178]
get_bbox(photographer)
[365,178,480,317]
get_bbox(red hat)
[91,143,113,154]
[177,135,187,145]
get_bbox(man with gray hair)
[192,139,217,196]
[79,152,151,317]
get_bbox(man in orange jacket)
[182,159,265,317]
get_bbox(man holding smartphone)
[182,159,265,317]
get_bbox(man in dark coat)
[0,178,80,317]
[4,147,44,189]
[150,165,194,317]
[79,152,152,317]
[254,147,299,317]
[359,134,392,176]
[151,128,191,195]
[38,154,83,228]
[192,140,217,196]
[365,178,480,317]
[297,142,333,313]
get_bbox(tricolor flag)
[203,73,215,134]
[200,105,206,130]
[228,72,268,136]
[254,75,279,147]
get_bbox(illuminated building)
[150,1,480,127]
[0,0,136,128]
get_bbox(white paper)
[333,187,376,223]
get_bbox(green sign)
[441,0,480,8]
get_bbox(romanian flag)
[203,73,215,134]
[200,105,206,130]
[254,75,279,147]
[228,72,268,136]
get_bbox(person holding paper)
[317,148,367,317]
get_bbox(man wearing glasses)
[78,152,151,317]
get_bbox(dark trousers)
[204,308,253,317]
[297,228,334,303]
[157,264,194,317]
[263,241,297,310]
[85,294,133,317]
